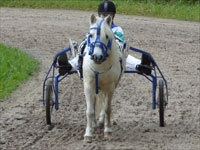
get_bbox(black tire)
[46,80,54,125]
[158,79,165,127]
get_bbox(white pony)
[83,14,127,142]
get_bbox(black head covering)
[98,0,116,16]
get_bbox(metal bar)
[55,47,71,59]
[55,73,61,110]
[151,75,157,109]
[124,70,153,83]
[42,62,56,106]
[129,46,150,56]
[124,70,137,73]
[129,46,156,66]
[154,65,168,103]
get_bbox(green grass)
[116,1,200,21]
[0,0,199,21]
[0,43,39,100]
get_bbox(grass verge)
[0,0,199,21]
[0,43,39,100]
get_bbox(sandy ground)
[0,8,199,150]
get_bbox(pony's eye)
[106,35,109,39]
[90,34,93,38]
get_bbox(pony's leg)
[84,89,96,142]
[104,92,113,137]
[97,104,105,128]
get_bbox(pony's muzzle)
[91,54,104,64]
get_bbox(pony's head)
[87,14,113,64]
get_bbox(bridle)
[87,18,112,61]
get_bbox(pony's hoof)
[84,136,93,143]
[104,132,112,138]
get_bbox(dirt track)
[0,8,199,150]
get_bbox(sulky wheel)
[158,79,165,127]
[45,80,55,125]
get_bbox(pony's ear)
[105,15,112,26]
[90,14,96,25]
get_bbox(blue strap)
[107,39,112,50]
[90,18,104,30]
[87,34,91,47]
[95,72,99,94]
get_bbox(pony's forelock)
[102,21,114,39]
[91,16,114,39]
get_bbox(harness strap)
[95,72,99,94]
[87,62,112,94]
